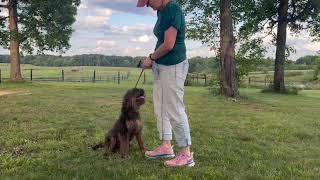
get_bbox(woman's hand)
[143,56,153,69]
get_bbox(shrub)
[261,84,301,95]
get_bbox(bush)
[208,75,221,96]
[285,86,301,95]
[261,84,301,95]
[313,58,320,80]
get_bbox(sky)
[0,0,319,60]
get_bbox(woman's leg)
[152,62,173,143]
[162,60,194,167]
[145,63,175,159]
[163,60,192,149]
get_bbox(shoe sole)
[187,160,195,167]
[145,154,175,160]
[165,160,195,167]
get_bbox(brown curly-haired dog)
[92,88,146,158]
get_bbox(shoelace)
[174,153,188,162]
[152,146,166,154]
[158,146,171,152]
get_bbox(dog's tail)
[91,142,104,150]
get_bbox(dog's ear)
[127,95,138,111]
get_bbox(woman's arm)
[143,26,177,68]
[151,26,177,60]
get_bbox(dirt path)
[0,90,31,96]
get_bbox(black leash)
[134,60,144,88]
[134,68,144,88]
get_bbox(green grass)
[0,81,319,179]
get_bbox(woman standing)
[137,0,194,167]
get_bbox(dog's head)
[122,88,145,112]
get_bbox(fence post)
[118,72,120,84]
[204,74,207,86]
[264,76,267,87]
[197,74,199,84]
[93,70,96,83]
[248,77,251,87]
[187,74,190,85]
[0,69,2,84]
[62,69,64,82]
[30,69,33,81]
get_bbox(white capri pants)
[152,60,191,147]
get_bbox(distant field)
[1,63,319,89]
[247,70,315,82]
[0,63,209,86]
[244,70,319,89]
[0,63,153,84]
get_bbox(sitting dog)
[92,88,146,158]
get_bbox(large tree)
[178,0,240,97]
[239,0,320,92]
[0,0,80,81]
[219,0,238,97]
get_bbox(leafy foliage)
[0,0,80,54]
[177,0,267,81]
[239,0,320,42]
[313,57,320,80]
[296,55,319,65]
[188,56,219,73]
[236,39,266,80]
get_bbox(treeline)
[295,55,319,65]
[0,54,318,73]
[0,54,143,67]
[0,54,218,73]
[187,56,319,73]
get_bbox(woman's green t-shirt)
[153,1,186,65]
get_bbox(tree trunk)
[273,0,288,92]
[8,0,22,81]
[219,0,238,98]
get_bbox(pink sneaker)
[145,145,175,159]
[164,152,195,167]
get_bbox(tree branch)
[268,17,278,31]
[0,4,8,8]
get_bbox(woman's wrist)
[149,53,156,61]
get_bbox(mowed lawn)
[0,82,319,179]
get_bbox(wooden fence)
[247,76,273,87]
[0,69,133,84]
[0,68,213,87]
[185,73,211,86]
